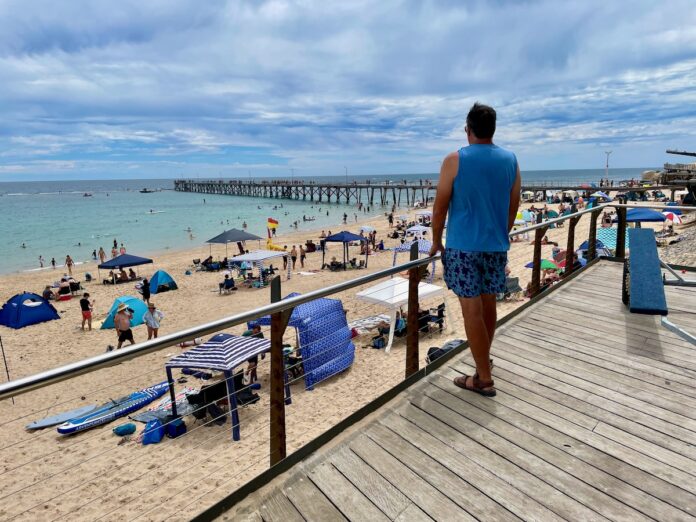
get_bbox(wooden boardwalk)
[225,261,696,521]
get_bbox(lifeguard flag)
[267,217,279,229]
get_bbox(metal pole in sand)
[0,337,14,405]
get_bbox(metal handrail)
[0,256,434,400]
[1,201,692,401]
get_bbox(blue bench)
[621,228,668,315]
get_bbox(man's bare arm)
[508,164,522,232]
[429,152,458,255]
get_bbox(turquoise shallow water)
[0,168,648,274]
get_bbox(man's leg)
[88,316,92,331]
[481,293,497,347]
[458,296,493,382]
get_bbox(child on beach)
[80,292,94,331]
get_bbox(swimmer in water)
[21,242,26,248]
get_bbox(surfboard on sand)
[56,382,169,435]
[26,405,98,430]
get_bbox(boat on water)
[140,188,155,193]
[83,193,93,197]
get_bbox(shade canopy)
[207,229,262,244]
[98,254,153,269]
[392,240,436,282]
[356,276,445,308]
[415,210,432,217]
[407,224,430,234]
[613,208,666,223]
[325,231,366,243]
[166,333,270,372]
[232,250,287,262]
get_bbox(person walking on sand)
[80,292,94,331]
[39,255,44,268]
[141,277,151,305]
[65,255,74,276]
[430,103,521,398]
[51,257,56,269]
[290,245,298,269]
[143,302,164,340]
[113,303,135,349]
[299,245,306,268]
[98,247,106,263]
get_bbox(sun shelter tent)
[101,295,148,329]
[255,293,355,390]
[393,239,436,282]
[407,224,430,238]
[207,229,263,256]
[323,231,368,269]
[0,292,59,329]
[521,190,535,202]
[149,270,177,294]
[232,249,290,282]
[415,210,432,223]
[356,277,446,353]
[612,208,666,227]
[165,333,289,441]
[98,253,153,281]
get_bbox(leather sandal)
[453,374,496,397]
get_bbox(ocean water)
[0,168,649,274]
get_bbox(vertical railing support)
[270,276,292,466]
[564,216,582,276]
[615,207,627,259]
[405,242,420,378]
[531,225,550,297]
[587,209,602,261]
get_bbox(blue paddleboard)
[26,405,99,430]
[56,382,169,435]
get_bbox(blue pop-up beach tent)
[101,295,148,329]
[0,292,59,329]
[254,292,355,390]
[149,270,177,294]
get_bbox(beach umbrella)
[613,208,666,223]
[525,259,559,270]
[662,212,683,224]
[591,191,612,200]
[207,229,262,256]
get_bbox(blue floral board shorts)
[442,248,507,298]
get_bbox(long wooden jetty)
[173,178,682,205]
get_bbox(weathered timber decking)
[225,261,696,521]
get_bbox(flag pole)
[0,336,14,405]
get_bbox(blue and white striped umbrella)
[166,333,270,372]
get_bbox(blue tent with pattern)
[0,292,59,329]
[253,293,354,390]
[101,295,148,330]
[392,239,436,282]
[149,270,177,294]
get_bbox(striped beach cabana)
[165,333,290,440]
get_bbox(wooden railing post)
[564,216,582,276]
[270,276,292,466]
[405,242,420,378]
[531,226,549,297]
[615,207,627,259]
[587,209,602,261]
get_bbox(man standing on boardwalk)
[430,103,521,397]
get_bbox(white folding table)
[356,276,447,353]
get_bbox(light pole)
[604,150,612,181]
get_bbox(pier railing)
[0,202,692,519]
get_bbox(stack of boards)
[26,382,169,435]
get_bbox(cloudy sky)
[1,0,696,181]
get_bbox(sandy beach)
[0,197,691,521]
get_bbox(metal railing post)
[615,207,627,259]
[406,242,420,378]
[587,209,602,261]
[531,226,550,297]
[270,276,292,466]
[564,216,581,276]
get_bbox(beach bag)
[166,417,187,439]
[371,335,386,349]
[426,339,464,364]
[113,423,136,436]
[142,419,165,445]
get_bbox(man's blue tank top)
[447,144,517,252]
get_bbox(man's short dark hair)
[466,103,496,139]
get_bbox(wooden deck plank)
[284,474,348,521]
[366,423,525,522]
[258,489,305,522]
[308,462,390,522]
[330,448,411,520]
[348,435,476,521]
[464,358,696,456]
[376,414,591,522]
[427,373,696,513]
[223,262,696,522]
